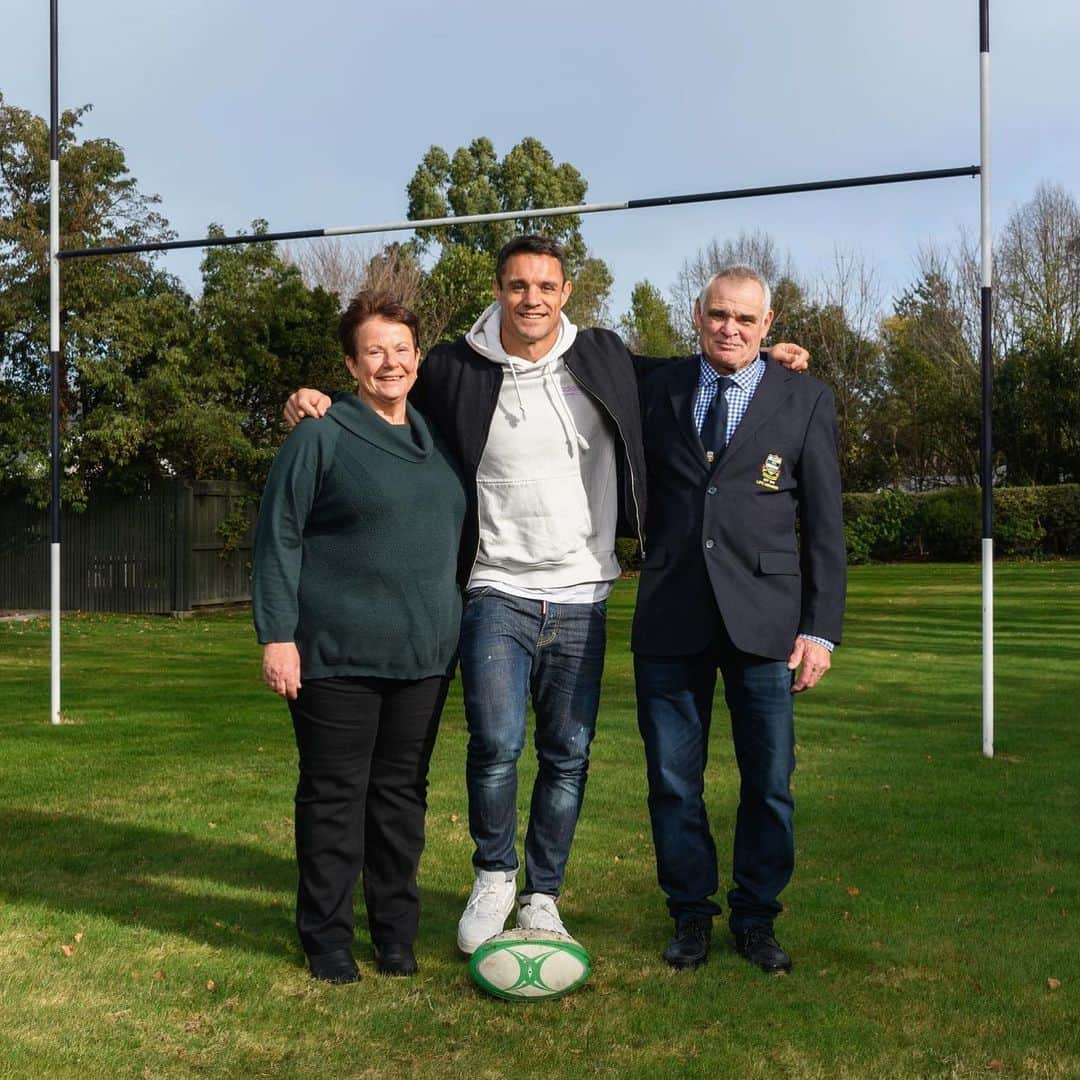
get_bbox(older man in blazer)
[633,265,846,972]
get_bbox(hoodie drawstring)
[506,359,527,419]
[543,367,590,455]
[465,301,587,455]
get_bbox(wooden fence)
[0,481,254,614]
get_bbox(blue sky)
[5,0,1079,321]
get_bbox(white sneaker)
[516,893,575,940]
[457,870,517,955]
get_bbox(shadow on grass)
[0,808,468,965]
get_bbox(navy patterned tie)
[702,381,729,464]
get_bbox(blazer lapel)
[666,359,708,466]
[717,360,795,467]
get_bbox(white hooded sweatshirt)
[464,303,620,602]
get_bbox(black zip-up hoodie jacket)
[410,328,662,587]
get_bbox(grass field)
[0,563,1077,1079]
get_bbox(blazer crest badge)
[756,453,783,490]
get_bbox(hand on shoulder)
[767,343,810,372]
[284,388,332,428]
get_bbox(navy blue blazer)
[631,357,846,660]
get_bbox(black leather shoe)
[374,942,418,976]
[733,926,792,972]
[663,915,712,969]
[307,948,359,984]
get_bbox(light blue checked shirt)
[694,354,834,654]
[693,354,766,444]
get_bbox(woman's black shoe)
[374,943,418,976]
[307,948,359,984]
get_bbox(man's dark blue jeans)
[459,588,607,898]
[634,636,796,932]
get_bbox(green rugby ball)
[469,928,591,1001]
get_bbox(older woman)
[253,291,465,984]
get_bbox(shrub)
[993,488,1047,557]
[842,489,915,564]
[839,484,1080,562]
[615,537,642,573]
[912,488,981,561]
[1039,485,1080,556]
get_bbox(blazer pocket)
[642,545,669,570]
[758,550,800,575]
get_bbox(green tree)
[423,243,495,343]
[774,255,892,492]
[190,223,345,488]
[997,182,1080,351]
[0,94,192,507]
[405,136,613,338]
[0,99,347,504]
[991,184,1080,483]
[619,280,680,355]
[879,268,981,488]
[565,256,614,330]
[995,333,1080,484]
[407,137,589,264]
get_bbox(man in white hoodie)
[284,235,808,954]
[436,238,624,953]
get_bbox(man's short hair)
[698,265,772,318]
[495,234,568,285]
[338,290,420,357]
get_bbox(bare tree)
[361,244,428,312]
[670,229,797,345]
[282,239,459,348]
[281,237,372,306]
[882,247,982,488]
[996,181,1080,349]
[814,249,883,341]
[993,183,1080,483]
[907,242,980,371]
[793,250,893,489]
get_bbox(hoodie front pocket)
[475,473,594,570]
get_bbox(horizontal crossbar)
[57,164,980,260]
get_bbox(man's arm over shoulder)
[630,344,810,382]
[795,382,846,646]
[630,350,681,381]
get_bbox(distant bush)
[615,537,643,573]
[842,488,917,563]
[842,484,1080,562]
[912,488,982,561]
[1035,485,1080,555]
[614,485,1077,574]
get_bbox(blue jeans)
[635,635,795,932]
[459,588,607,897]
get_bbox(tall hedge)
[842,485,1080,563]
[613,485,1078,571]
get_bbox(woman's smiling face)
[345,315,420,420]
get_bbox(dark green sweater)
[253,395,466,680]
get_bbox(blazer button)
[707,486,717,495]
[705,539,715,549]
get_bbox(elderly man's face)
[493,253,572,359]
[694,276,774,374]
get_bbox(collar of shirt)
[697,354,766,395]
